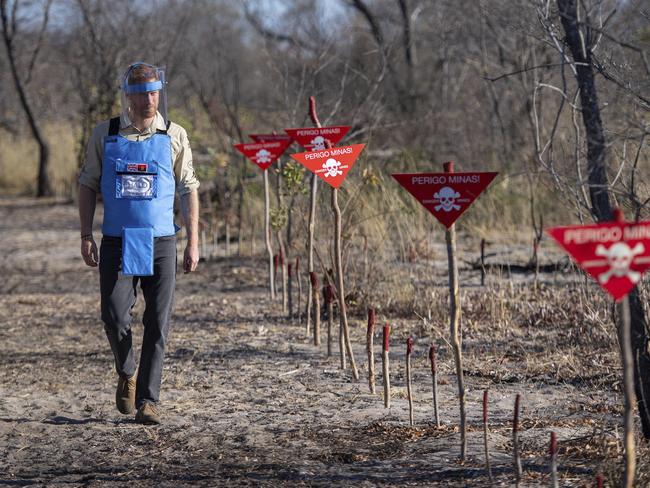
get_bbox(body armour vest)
[101,118,176,238]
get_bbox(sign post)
[286,116,351,337]
[290,102,361,381]
[547,209,650,488]
[233,140,291,300]
[392,162,498,461]
[250,134,294,315]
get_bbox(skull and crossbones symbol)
[255,149,272,164]
[595,242,645,284]
[434,186,461,212]
[311,136,327,151]
[321,158,343,178]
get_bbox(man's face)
[127,82,159,119]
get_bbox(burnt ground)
[0,197,647,487]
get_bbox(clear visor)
[119,62,168,126]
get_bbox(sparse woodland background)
[1,0,649,254]
[2,2,650,483]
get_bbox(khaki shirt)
[78,112,200,195]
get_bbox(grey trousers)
[99,236,176,408]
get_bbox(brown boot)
[135,402,161,425]
[115,374,136,415]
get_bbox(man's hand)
[81,237,99,267]
[183,244,199,273]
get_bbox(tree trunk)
[1,1,52,197]
[558,0,650,438]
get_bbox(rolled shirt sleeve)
[170,123,200,196]
[78,121,109,193]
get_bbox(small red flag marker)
[233,140,292,171]
[392,171,498,228]
[290,144,365,189]
[284,125,351,152]
[547,213,650,301]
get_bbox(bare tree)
[1,0,52,196]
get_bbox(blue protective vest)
[101,118,176,238]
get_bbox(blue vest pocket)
[115,160,159,199]
[122,227,154,276]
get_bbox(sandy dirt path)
[0,198,631,487]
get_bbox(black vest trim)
[108,117,120,136]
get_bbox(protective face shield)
[119,62,168,125]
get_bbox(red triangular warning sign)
[233,140,292,171]
[547,221,650,301]
[290,144,365,189]
[392,172,498,228]
[249,133,293,144]
[284,126,351,151]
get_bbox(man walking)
[78,62,200,425]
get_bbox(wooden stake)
[513,393,523,485]
[263,170,275,300]
[296,257,302,323]
[429,344,440,428]
[288,263,293,319]
[278,241,288,312]
[273,253,279,296]
[483,389,494,483]
[620,295,636,488]
[367,308,376,394]
[549,431,558,488]
[406,337,414,426]
[325,285,334,356]
[444,161,467,461]
[310,272,321,346]
[305,97,319,338]
[480,238,486,286]
[533,237,540,291]
[332,186,359,380]
[382,322,391,408]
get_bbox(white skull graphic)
[322,158,342,178]
[311,136,327,151]
[434,186,461,212]
[255,149,272,164]
[595,242,645,284]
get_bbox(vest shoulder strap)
[156,120,172,135]
[108,117,120,136]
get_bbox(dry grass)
[0,125,78,196]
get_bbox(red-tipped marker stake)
[382,323,391,408]
[596,473,603,488]
[367,308,376,394]
[310,272,321,346]
[429,344,440,427]
[325,285,334,356]
[550,431,558,488]
[513,394,523,485]
[406,337,414,426]
[483,390,494,483]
